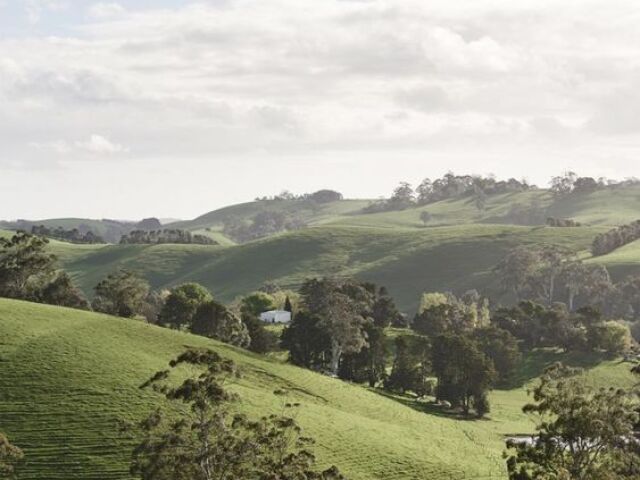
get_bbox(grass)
[1,300,635,480]
[55,224,605,314]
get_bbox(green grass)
[0,300,635,480]
[56,224,605,314]
[7,186,640,315]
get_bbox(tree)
[281,311,331,370]
[384,336,417,394]
[299,278,371,375]
[284,295,293,314]
[505,363,640,479]
[0,232,56,300]
[92,269,150,318]
[473,185,488,213]
[239,292,276,318]
[130,349,344,480]
[241,313,278,354]
[494,247,542,299]
[388,182,415,210]
[416,178,433,205]
[419,211,432,226]
[318,291,368,375]
[371,287,399,328]
[587,321,632,356]
[472,326,521,385]
[0,432,23,479]
[159,283,212,329]
[339,324,387,387]
[191,300,250,348]
[495,245,576,305]
[38,271,90,310]
[309,190,343,203]
[141,290,167,324]
[549,171,577,196]
[430,334,496,416]
[413,292,486,336]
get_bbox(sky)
[2,0,640,220]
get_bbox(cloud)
[4,0,640,218]
[76,134,129,154]
[395,85,451,113]
[30,135,129,156]
[87,2,125,20]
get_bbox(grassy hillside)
[170,199,371,232]
[0,300,634,480]
[6,186,640,314]
[173,186,640,236]
[0,218,136,243]
[57,224,605,313]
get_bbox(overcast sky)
[2,0,640,220]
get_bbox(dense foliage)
[506,363,640,479]
[282,278,397,384]
[592,219,640,256]
[120,229,217,245]
[364,174,532,213]
[92,269,150,318]
[223,210,307,243]
[0,232,89,309]
[31,225,105,244]
[130,349,345,480]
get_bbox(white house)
[260,310,292,324]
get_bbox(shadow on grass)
[504,348,610,389]
[371,388,485,422]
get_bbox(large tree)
[431,334,496,416]
[130,349,344,480]
[300,278,370,375]
[239,291,276,317]
[159,283,212,329]
[472,326,521,385]
[38,271,90,310]
[0,232,56,300]
[191,300,250,348]
[506,363,640,479]
[281,311,331,370]
[92,269,151,318]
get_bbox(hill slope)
[0,300,635,480]
[58,224,605,313]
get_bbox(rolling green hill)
[173,186,640,234]
[6,186,640,314]
[0,300,634,480]
[57,224,606,313]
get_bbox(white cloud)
[75,134,129,154]
[29,135,128,156]
[3,0,640,218]
[87,2,125,20]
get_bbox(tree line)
[30,225,106,244]
[119,229,217,245]
[255,189,343,204]
[363,171,640,215]
[592,219,640,256]
[223,210,307,243]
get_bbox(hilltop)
[4,184,640,313]
[0,299,634,480]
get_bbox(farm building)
[260,310,292,324]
